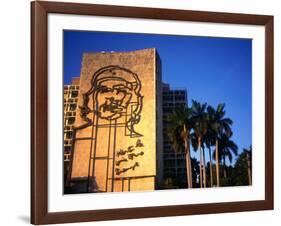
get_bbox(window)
[64,153,71,161]
[70,103,77,111]
[68,117,75,125]
[65,131,73,139]
[175,95,185,101]
[71,90,78,97]
[64,146,71,153]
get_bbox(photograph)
[63,30,253,194]
[30,1,274,224]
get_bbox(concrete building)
[162,83,188,184]
[64,48,189,193]
[67,48,163,193]
[63,77,80,185]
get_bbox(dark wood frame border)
[31,1,274,224]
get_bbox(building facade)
[63,77,80,185]
[162,83,188,186]
[63,49,189,192]
[68,48,163,193]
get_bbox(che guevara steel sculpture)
[75,65,144,192]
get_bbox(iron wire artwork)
[115,162,140,176]
[74,65,145,191]
[78,65,143,137]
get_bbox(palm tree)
[204,130,215,187]
[243,146,252,185]
[190,133,203,188]
[166,105,193,188]
[216,132,238,179]
[191,100,208,188]
[190,157,200,187]
[207,104,232,187]
[232,146,252,186]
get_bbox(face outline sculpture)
[79,65,143,137]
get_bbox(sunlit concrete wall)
[70,48,162,192]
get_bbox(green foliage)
[191,157,200,187]
[216,132,238,164]
[220,177,232,186]
[231,147,252,186]
[166,105,192,154]
[190,100,208,147]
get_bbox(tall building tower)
[162,83,188,186]
[63,77,80,185]
[69,48,163,193]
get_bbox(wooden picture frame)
[31,1,274,224]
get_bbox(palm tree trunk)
[188,152,193,188]
[208,147,213,187]
[185,151,191,188]
[215,139,220,187]
[202,147,207,188]
[185,148,193,188]
[223,156,227,178]
[183,124,192,188]
[184,143,192,188]
[199,137,203,188]
[246,152,252,185]
[187,138,193,188]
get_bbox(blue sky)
[63,30,252,165]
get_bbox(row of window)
[64,98,78,103]
[64,116,75,125]
[163,172,186,179]
[64,104,77,112]
[64,124,73,129]
[163,102,185,107]
[64,140,72,146]
[64,131,73,139]
[163,95,186,101]
[64,111,76,117]
[64,153,71,162]
[64,90,79,98]
[163,91,186,95]
[164,153,185,159]
[64,85,79,90]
